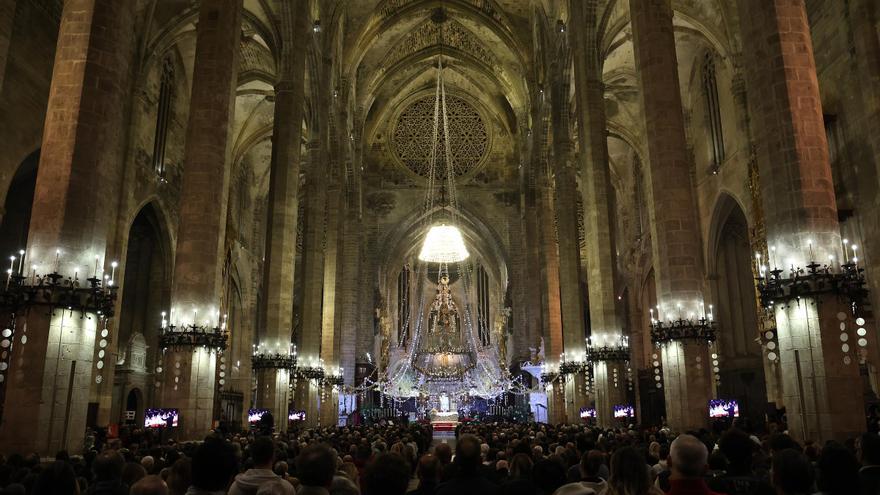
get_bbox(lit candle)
[5,268,11,289]
[770,245,777,269]
[110,261,117,281]
[94,256,100,278]
[17,250,24,275]
[853,245,859,269]
[807,239,814,261]
[192,308,198,326]
[161,311,167,329]
[54,249,60,272]
[8,256,14,275]
[73,266,79,281]
[843,239,850,263]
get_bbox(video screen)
[613,404,635,418]
[579,408,597,419]
[709,399,740,418]
[248,408,270,424]
[288,410,306,422]
[144,408,179,428]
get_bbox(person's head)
[273,461,288,478]
[251,436,276,468]
[454,435,482,474]
[718,428,756,472]
[768,434,801,454]
[329,475,359,495]
[815,441,859,495]
[771,449,814,495]
[416,454,440,484]
[434,442,452,465]
[533,458,566,494]
[33,461,78,495]
[580,450,604,478]
[495,460,509,473]
[130,475,169,495]
[140,456,155,474]
[363,454,409,495]
[669,434,708,479]
[510,453,533,479]
[92,450,124,482]
[165,458,190,495]
[860,433,880,466]
[297,444,336,488]
[608,447,651,495]
[122,462,147,487]
[191,436,238,491]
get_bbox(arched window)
[397,265,410,346]
[152,57,175,179]
[702,52,725,168]
[476,265,490,346]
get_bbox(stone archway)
[0,149,38,258]
[708,194,767,424]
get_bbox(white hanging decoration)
[418,224,469,263]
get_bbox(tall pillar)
[295,140,326,427]
[160,0,242,441]
[538,177,566,423]
[629,0,713,431]
[737,0,863,441]
[319,179,343,426]
[0,0,135,455]
[570,0,625,427]
[253,0,308,433]
[550,63,589,420]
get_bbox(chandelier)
[419,224,469,263]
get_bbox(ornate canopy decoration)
[392,93,489,179]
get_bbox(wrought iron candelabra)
[755,259,867,309]
[650,317,717,346]
[158,323,227,351]
[0,271,117,316]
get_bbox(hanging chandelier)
[419,224,469,263]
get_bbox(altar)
[429,409,459,423]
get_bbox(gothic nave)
[0,0,878,454]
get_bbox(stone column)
[318,179,342,426]
[629,0,712,431]
[294,140,327,427]
[737,0,862,442]
[253,0,308,433]
[160,0,242,441]
[570,0,625,427]
[550,65,589,420]
[538,177,567,423]
[0,0,135,455]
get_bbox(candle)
[94,256,100,278]
[853,245,859,269]
[807,240,814,261]
[770,245,777,269]
[54,249,60,272]
[8,256,15,275]
[5,268,10,289]
[17,250,24,275]
[73,266,79,281]
[110,261,117,281]
[843,239,850,263]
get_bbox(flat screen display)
[144,408,179,428]
[248,408,270,425]
[579,408,597,419]
[288,410,306,421]
[613,404,635,418]
[708,399,740,418]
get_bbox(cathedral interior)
[0,0,879,455]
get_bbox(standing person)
[770,450,814,495]
[296,444,337,495]
[814,441,859,495]
[708,429,773,495]
[436,435,499,495]
[602,446,662,495]
[229,437,294,495]
[859,433,880,495]
[408,455,441,495]
[187,436,239,495]
[664,435,724,495]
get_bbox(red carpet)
[432,421,458,432]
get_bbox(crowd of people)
[1,420,879,495]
